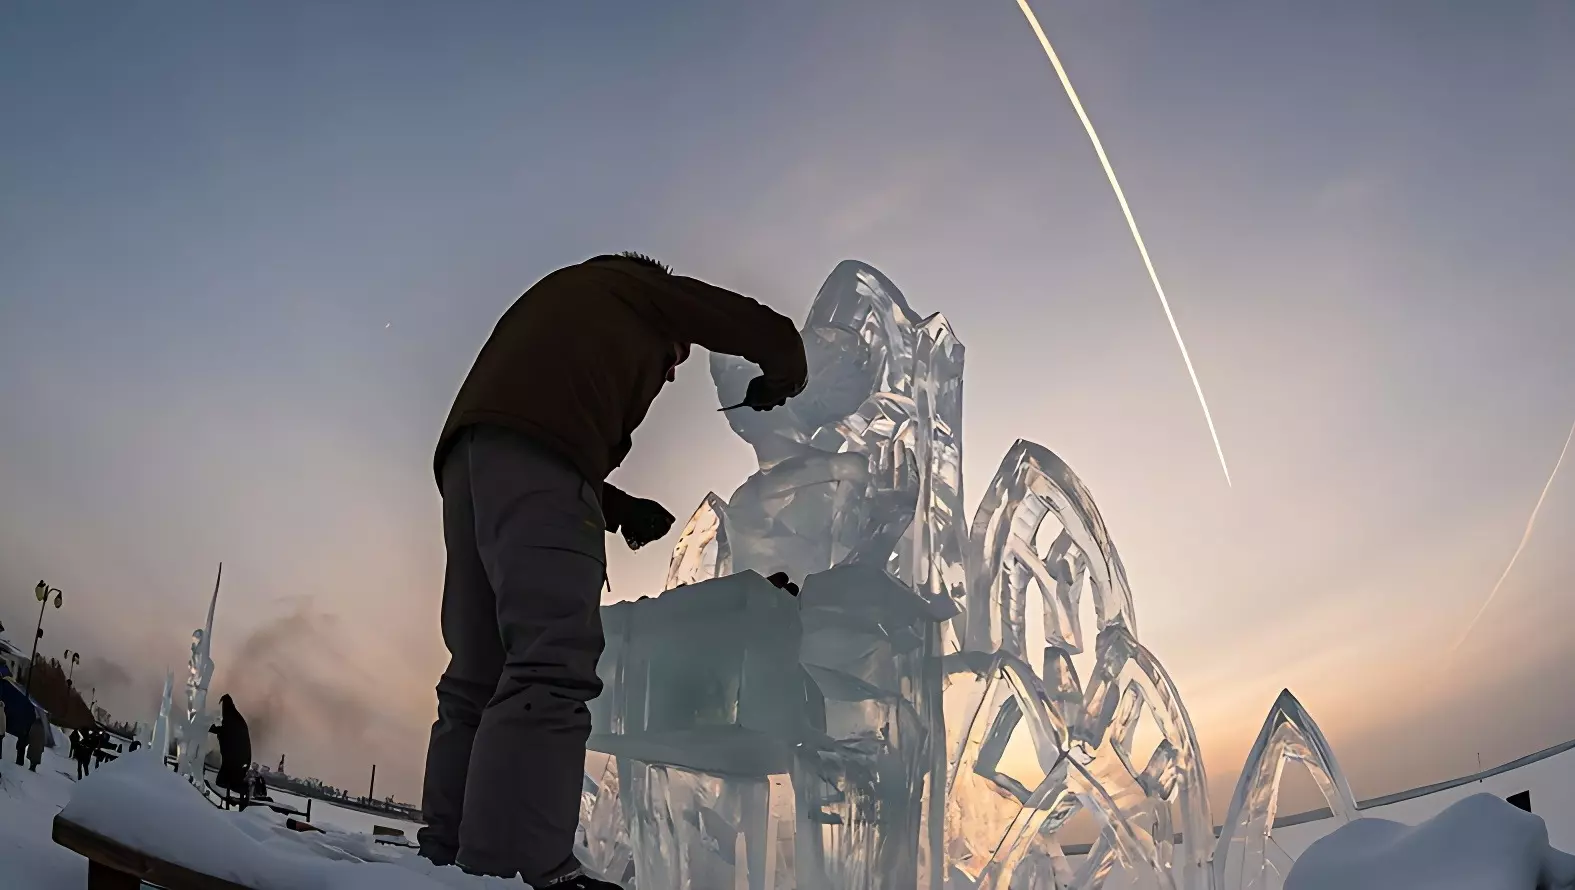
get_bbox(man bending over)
[418,252,806,888]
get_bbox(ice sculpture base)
[592,728,796,779]
[590,571,810,777]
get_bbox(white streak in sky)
[1014,0,1233,486]
[1452,418,1575,653]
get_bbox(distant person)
[69,729,81,760]
[12,704,31,768]
[418,253,805,888]
[26,719,45,772]
[74,730,94,779]
[252,772,267,800]
[209,695,252,808]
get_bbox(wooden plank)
[53,814,258,890]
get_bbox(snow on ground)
[0,748,520,889]
[0,746,87,888]
[264,788,423,840]
[1272,744,1575,858]
[1285,793,1575,890]
[3,737,1573,888]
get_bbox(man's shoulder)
[522,259,656,297]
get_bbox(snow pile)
[58,751,513,890]
[1286,793,1575,890]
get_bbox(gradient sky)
[2,1,1572,810]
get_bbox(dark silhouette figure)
[26,719,44,771]
[418,252,805,888]
[209,694,252,808]
[11,705,32,768]
[68,729,80,760]
[74,731,94,779]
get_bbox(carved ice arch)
[1213,690,1358,890]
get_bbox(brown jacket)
[436,256,807,494]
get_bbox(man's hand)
[610,495,676,550]
[742,374,800,411]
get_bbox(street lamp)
[64,649,80,687]
[26,581,63,699]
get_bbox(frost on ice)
[580,260,1366,889]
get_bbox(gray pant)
[418,425,607,883]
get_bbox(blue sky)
[2,1,1572,805]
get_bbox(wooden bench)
[54,813,258,890]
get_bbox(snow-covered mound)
[1286,793,1575,890]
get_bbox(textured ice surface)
[1285,794,1575,890]
[584,261,1380,889]
[704,261,968,620]
[794,565,952,890]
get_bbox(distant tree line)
[23,655,97,728]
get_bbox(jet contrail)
[1014,0,1232,486]
[1451,417,1575,654]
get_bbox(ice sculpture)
[794,565,953,890]
[665,493,732,590]
[174,565,222,784]
[1214,690,1358,890]
[705,261,968,619]
[587,571,805,889]
[583,261,1362,890]
[150,670,174,757]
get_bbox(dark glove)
[742,374,800,411]
[608,494,675,551]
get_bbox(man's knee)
[435,673,496,725]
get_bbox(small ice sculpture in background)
[149,670,174,757]
[174,564,222,785]
[584,261,1363,890]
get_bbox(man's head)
[588,251,673,275]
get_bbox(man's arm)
[649,276,808,396]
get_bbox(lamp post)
[26,581,63,699]
[64,649,80,687]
